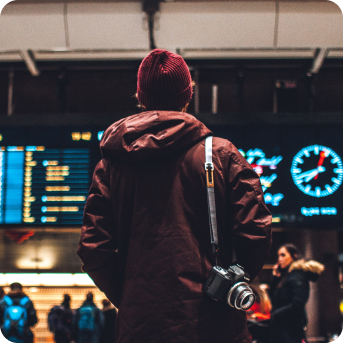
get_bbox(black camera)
[202,264,255,311]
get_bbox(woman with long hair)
[269,244,324,343]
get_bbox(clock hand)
[296,168,319,179]
[304,166,326,182]
[314,151,326,180]
[303,170,320,182]
[295,166,326,181]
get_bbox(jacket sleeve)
[96,308,105,330]
[26,299,38,327]
[271,271,309,320]
[77,158,120,306]
[223,142,272,280]
[0,300,4,326]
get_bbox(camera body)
[202,264,255,311]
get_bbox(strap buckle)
[205,162,214,188]
[212,244,219,264]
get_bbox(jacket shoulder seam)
[95,158,111,187]
[222,144,269,229]
[214,142,227,190]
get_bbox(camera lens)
[227,282,255,311]
[238,291,255,311]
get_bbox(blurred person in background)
[248,279,272,322]
[269,243,324,343]
[247,278,272,343]
[48,294,75,343]
[74,292,104,343]
[78,48,272,343]
[99,299,117,343]
[0,282,38,343]
[0,287,5,301]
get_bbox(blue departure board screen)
[0,127,96,226]
[0,124,342,228]
[0,146,90,225]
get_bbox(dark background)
[1,58,343,116]
[1,57,343,337]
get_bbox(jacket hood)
[289,259,325,282]
[82,300,96,307]
[7,290,27,298]
[100,111,212,161]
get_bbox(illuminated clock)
[291,145,343,198]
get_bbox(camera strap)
[205,136,219,263]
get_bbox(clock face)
[291,145,343,198]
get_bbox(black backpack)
[48,306,70,334]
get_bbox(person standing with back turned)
[99,299,117,343]
[74,292,104,343]
[48,294,75,343]
[0,287,5,302]
[0,282,38,343]
[77,49,272,343]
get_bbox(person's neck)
[281,263,292,275]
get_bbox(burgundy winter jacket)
[77,111,272,343]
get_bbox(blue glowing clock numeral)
[290,145,343,198]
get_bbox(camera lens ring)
[227,282,255,311]
[227,282,246,308]
[238,291,255,311]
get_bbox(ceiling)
[0,0,342,75]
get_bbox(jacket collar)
[100,111,212,161]
[289,259,325,281]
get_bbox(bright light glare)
[0,273,95,286]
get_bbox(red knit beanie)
[137,49,193,110]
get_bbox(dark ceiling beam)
[12,0,328,2]
[309,48,329,75]
[1,112,343,127]
[19,50,40,76]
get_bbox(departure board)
[0,124,342,228]
[0,146,90,225]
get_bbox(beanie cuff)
[137,83,193,110]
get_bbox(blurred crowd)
[0,283,117,343]
[0,243,326,343]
